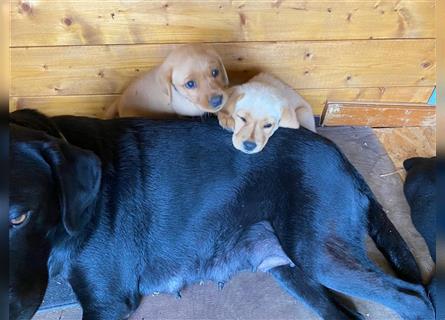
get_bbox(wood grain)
[374,126,436,179]
[321,101,436,127]
[10,0,435,47]
[10,86,434,117]
[10,40,436,96]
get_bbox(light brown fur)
[104,44,229,119]
[218,73,316,154]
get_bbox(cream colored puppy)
[105,44,229,119]
[218,73,316,154]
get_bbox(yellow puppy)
[218,73,316,154]
[105,44,229,119]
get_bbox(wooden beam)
[10,39,436,96]
[321,102,436,127]
[10,0,435,47]
[10,86,434,118]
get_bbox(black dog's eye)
[238,115,247,123]
[185,80,196,89]
[211,69,219,78]
[10,212,30,227]
[263,123,273,129]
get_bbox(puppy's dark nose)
[210,95,223,108]
[243,141,257,152]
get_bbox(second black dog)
[404,156,437,309]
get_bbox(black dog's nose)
[243,141,257,151]
[210,95,223,108]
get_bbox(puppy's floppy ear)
[42,141,101,235]
[223,88,244,115]
[157,64,173,103]
[280,106,300,129]
[218,88,244,131]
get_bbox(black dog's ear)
[403,157,424,171]
[43,141,101,235]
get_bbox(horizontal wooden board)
[10,40,436,96]
[321,101,436,127]
[10,0,435,47]
[10,86,434,118]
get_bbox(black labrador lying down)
[403,157,436,306]
[9,109,433,320]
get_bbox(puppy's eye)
[10,212,30,227]
[263,123,273,129]
[238,115,247,123]
[185,80,196,89]
[211,69,219,78]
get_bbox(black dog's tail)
[367,198,422,284]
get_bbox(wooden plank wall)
[10,0,436,117]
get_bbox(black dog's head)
[403,156,436,200]
[9,124,101,319]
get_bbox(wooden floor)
[374,126,436,180]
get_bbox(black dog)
[9,109,433,320]
[403,157,437,308]
[404,157,436,262]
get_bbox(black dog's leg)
[76,294,137,320]
[270,265,363,320]
[367,200,422,284]
[70,269,138,320]
[316,249,434,320]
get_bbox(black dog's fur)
[404,157,436,262]
[9,109,433,320]
[403,157,436,308]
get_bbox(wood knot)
[327,8,332,13]
[163,3,169,8]
[237,57,244,61]
[304,70,309,75]
[135,68,140,72]
[97,71,105,78]
[304,52,312,59]
[19,1,33,15]
[421,61,431,69]
[42,64,48,70]
[62,17,73,26]
[20,1,31,12]
[346,75,352,81]
[110,13,115,19]
[272,0,283,8]
[239,12,246,26]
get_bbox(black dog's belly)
[137,221,293,296]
